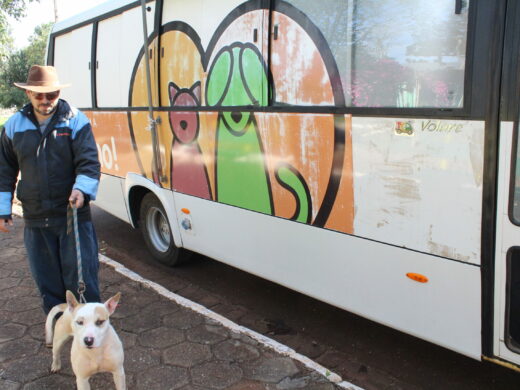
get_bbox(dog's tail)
[45,303,67,347]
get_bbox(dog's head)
[66,290,121,349]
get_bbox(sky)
[8,0,108,48]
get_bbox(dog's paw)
[51,361,61,372]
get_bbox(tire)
[139,193,182,266]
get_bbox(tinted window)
[283,0,470,108]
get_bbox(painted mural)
[167,81,212,200]
[89,0,484,264]
[207,42,274,214]
[126,1,354,233]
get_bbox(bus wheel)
[139,193,180,266]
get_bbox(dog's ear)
[105,292,121,315]
[66,290,79,312]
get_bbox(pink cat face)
[168,82,201,144]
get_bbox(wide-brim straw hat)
[14,65,71,93]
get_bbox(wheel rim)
[146,206,171,253]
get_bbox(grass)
[0,115,11,127]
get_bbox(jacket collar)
[20,99,73,125]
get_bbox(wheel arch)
[128,185,149,228]
[124,173,184,248]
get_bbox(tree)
[1,0,39,59]
[0,22,52,109]
[25,22,52,65]
[1,0,39,19]
[0,12,13,59]
[0,49,29,108]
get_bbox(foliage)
[0,115,9,127]
[0,13,13,59]
[0,49,30,108]
[1,0,39,59]
[1,0,38,20]
[0,22,52,109]
[25,22,52,66]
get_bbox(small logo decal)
[52,129,71,137]
[395,121,414,135]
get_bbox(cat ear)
[190,81,201,103]
[168,82,180,102]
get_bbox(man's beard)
[35,103,57,116]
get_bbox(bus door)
[159,0,270,109]
[157,0,269,202]
[494,0,520,367]
[121,1,162,184]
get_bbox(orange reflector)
[406,273,428,283]
[181,208,190,214]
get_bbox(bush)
[0,22,52,109]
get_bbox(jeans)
[24,220,101,313]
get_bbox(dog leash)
[67,204,87,303]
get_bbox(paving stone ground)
[0,218,344,390]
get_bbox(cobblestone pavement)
[0,218,350,390]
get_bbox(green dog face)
[207,43,269,110]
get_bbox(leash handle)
[69,204,87,304]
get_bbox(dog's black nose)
[84,337,94,347]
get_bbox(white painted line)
[99,253,364,390]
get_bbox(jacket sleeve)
[71,113,101,201]
[0,126,19,219]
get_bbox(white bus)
[49,0,520,370]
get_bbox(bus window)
[97,4,156,108]
[282,0,469,108]
[53,24,93,108]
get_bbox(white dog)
[45,290,125,390]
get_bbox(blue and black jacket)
[0,99,100,227]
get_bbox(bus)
[49,0,520,370]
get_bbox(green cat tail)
[275,164,312,224]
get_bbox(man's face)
[26,90,60,117]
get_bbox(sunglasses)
[31,91,60,100]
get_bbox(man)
[0,65,101,313]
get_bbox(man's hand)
[69,189,85,209]
[0,218,13,233]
